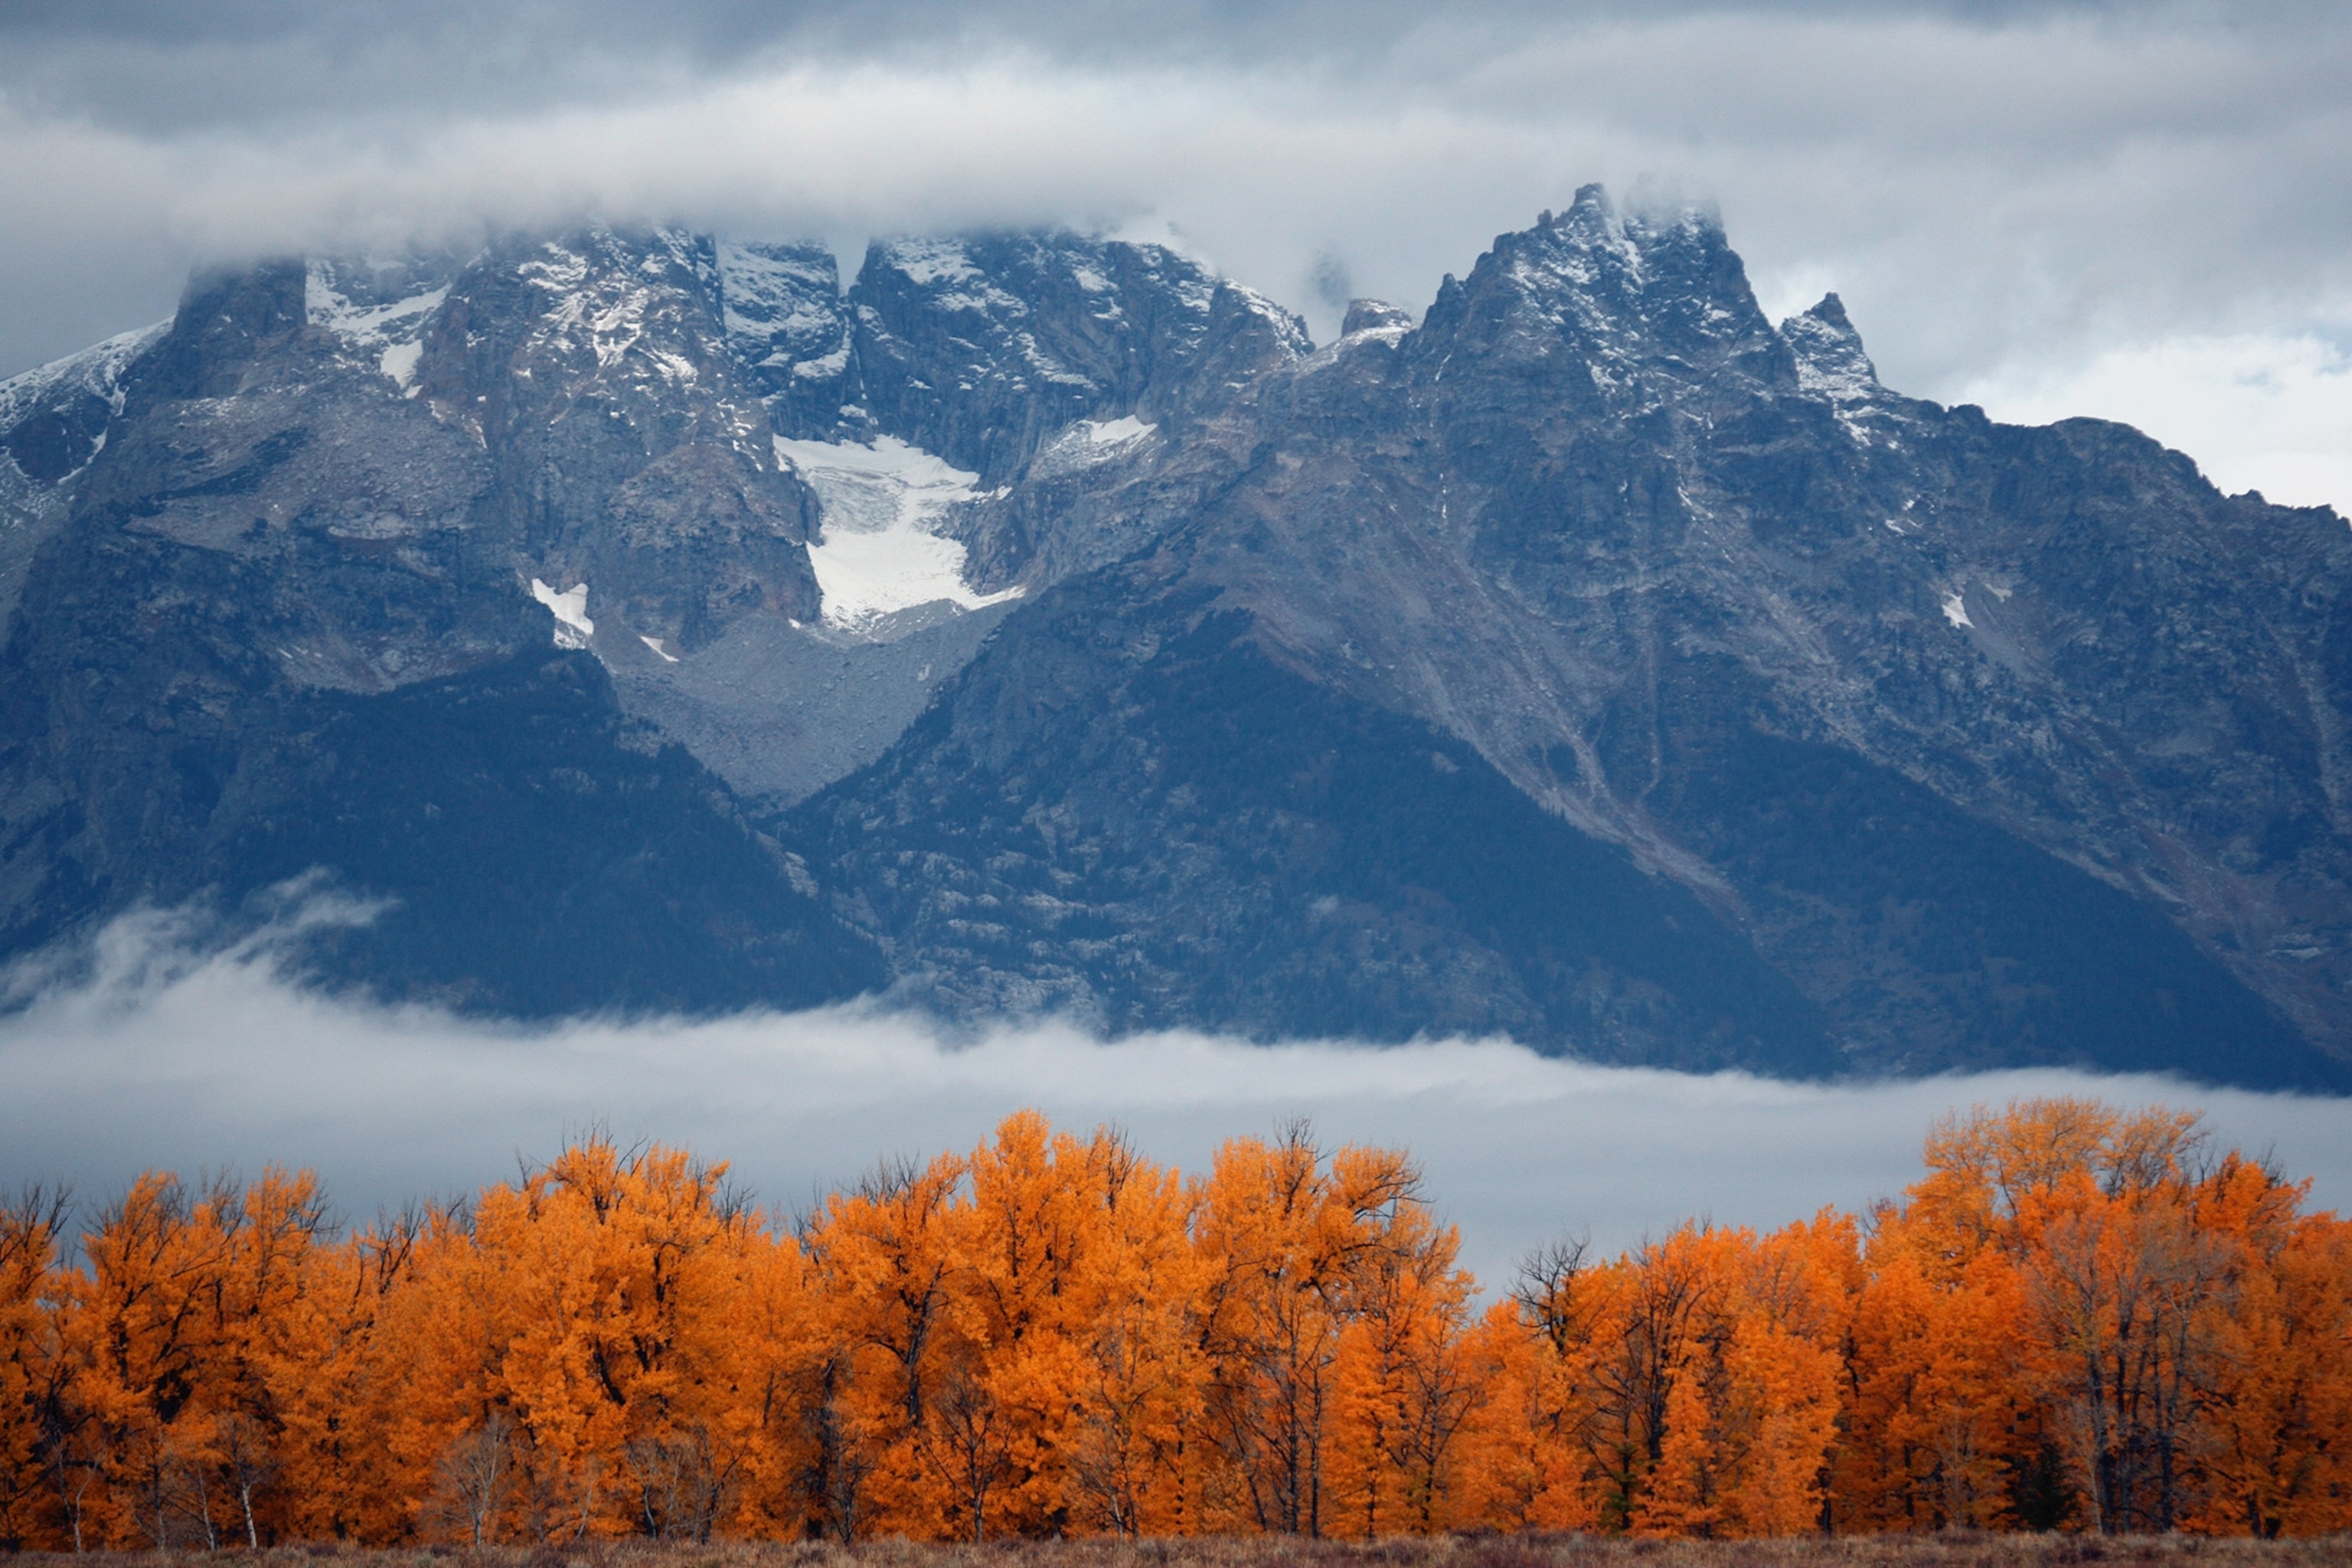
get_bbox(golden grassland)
[7,1538,2352,1568]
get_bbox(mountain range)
[3,186,2346,1090]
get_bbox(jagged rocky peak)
[1421,185,1787,413]
[421,227,823,652]
[424,227,742,407]
[1340,299,1414,337]
[121,224,825,666]
[715,240,864,443]
[847,228,1308,483]
[1777,290,1915,445]
[1524,186,1755,309]
[7,198,2345,1088]
[716,240,842,354]
[0,322,169,633]
[137,259,314,403]
[1782,292,1880,400]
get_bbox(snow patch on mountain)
[305,263,445,396]
[1028,416,1161,480]
[887,238,985,289]
[789,347,848,381]
[377,341,423,390]
[531,578,594,648]
[1082,416,1155,446]
[778,435,1023,635]
[1224,281,1315,358]
[514,238,702,384]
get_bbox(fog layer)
[5,908,2347,1291]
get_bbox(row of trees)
[0,1100,2346,1548]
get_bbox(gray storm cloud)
[5,906,2348,1292]
[2,0,2347,508]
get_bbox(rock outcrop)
[2,192,2344,1088]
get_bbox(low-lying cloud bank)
[5,909,2348,1291]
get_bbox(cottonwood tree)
[0,1186,69,1549]
[432,1408,514,1545]
[6,1099,2351,1546]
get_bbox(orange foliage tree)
[0,1099,2347,1545]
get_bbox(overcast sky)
[5,904,2350,1289]
[1,0,2347,509]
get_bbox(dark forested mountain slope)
[1,191,2344,1086]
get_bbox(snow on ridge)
[1537,195,1648,292]
[716,242,844,349]
[531,578,594,649]
[0,322,166,433]
[1785,318,1878,402]
[873,236,1030,320]
[1792,356,1879,405]
[1940,590,1974,630]
[776,434,1022,635]
[305,263,446,395]
[305,268,446,342]
[717,242,835,296]
[518,243,590,292]
[1782,306,1896,446]
[1222,282,1312,355]
[887,238,982,288]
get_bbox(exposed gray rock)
[1,195,2344,1090]
[848,231,1307,485]
[601,598,1015,808]
[0,322,165,629]
[717,240,867,443]
[0,227,879,1006]
[794,188,2352,1086]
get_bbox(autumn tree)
[797,1148,966,1539]
[477,1139,793,1539]
[1454,1237,1607,1531]
[57,1168,335,1548]
[1325,1175,1480,1535]
[1060,1129,1210,1537]
[1617,1218,1851,1540]
[1573,1228,1715,1530]
[0,1185,70,1548]
[2177,1155,2352,1537]
[5,1102,2347,1545]
[1194,1125,1446,1537]
[1837,1205,2031,1530]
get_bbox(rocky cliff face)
[0,228,877,1008]
[2,193,2344,1088]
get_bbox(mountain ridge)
[2,190,2344,1089]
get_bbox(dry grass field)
[9,1537,2349,1568]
